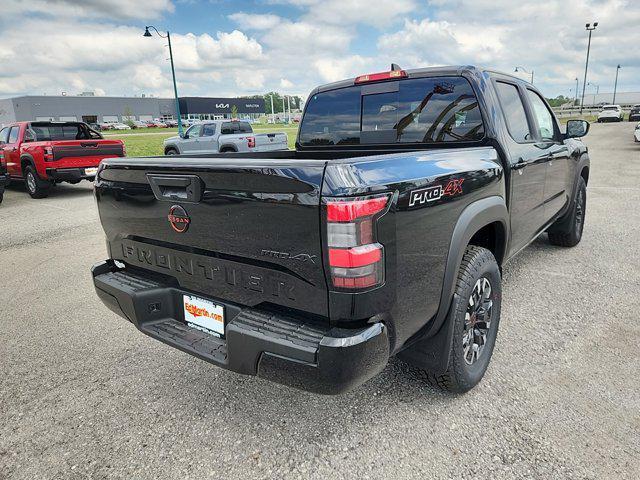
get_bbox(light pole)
[574,77,579,106]
[580,22,598,114]
[514,66,534,84]
[144,26,184,136]
[587,82,599,106]
[270,94,275,123]
[613,64,621,104]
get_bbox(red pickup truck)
[0,121,125,198]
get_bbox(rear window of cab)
[299,76,484,147]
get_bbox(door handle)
[147,174,203,203]
[512,158,527,170]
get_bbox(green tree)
[123,106,135,127]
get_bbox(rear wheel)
[24,165,51,199]
[548,177,586,247]
[409,246,502,393]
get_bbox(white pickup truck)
[163,120,288,155]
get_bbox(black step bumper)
[91,260,389,394]
[46,167,96,182]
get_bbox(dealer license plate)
[183,294,225,337]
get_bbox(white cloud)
[313,56,372,83]
[271,0,416,27]
[235,71,266,91]
[377,0,640,95]
[1,0,639,101]
[196,30,263,65]
[228,13,282,30]
[0,0,173,19]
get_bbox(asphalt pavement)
[1,122,638,479]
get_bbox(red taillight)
[247,136,256,148]
[43,146,54,162]
[354,70,407,85]
[325,193,391,291]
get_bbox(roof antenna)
[391,63,402,71]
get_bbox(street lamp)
[613,65,621,104]
[574,77,579,107]
[587,82,599,107]
[580,22,598,114]
[143,26,184,136]
[514,66,534,84]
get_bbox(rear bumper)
[629,113,640,121]
[91,260,389,394]
[45,167,97,182]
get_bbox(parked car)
[628,104,640,122]
[163,120,288,154]
[131,120,148,129]
[0,121,125,198]
[89,123,102,131]
[98,122,113,130]
[597,105,623,122]
[635,123,640,142]
[91,65,590,394]
[110,122,131,130]
[163,119,179,128]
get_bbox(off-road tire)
[548,177,586,247]
[24,165,51,199]
[165,148,179,155]
[413,245,502,393]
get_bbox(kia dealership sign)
[179,97,265,115]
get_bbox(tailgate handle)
[147,174,203,203]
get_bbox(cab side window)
[526,90,557,141]
[495,82,532,143]
[202,124,216,137]
[0,127,9,144]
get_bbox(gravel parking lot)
[1,122,638,480]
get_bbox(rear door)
[95,157,329,316]
[524,89,571,219]
[494,81,547,252]
[197,123,218,152]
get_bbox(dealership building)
[0,94,266,126]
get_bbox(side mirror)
[566,119,589,138]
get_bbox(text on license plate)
[183,294,224,337]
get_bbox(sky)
[0,0,637,101]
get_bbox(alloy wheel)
[26,172,36,194]
[575,187,585,236]
[463,277,493,365]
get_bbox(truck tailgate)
[51,140,124,162]
[95,157,329,316]
[254,133,288,151]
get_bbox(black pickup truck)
[91,66,590,394]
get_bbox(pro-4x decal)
[409,179,464,207]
